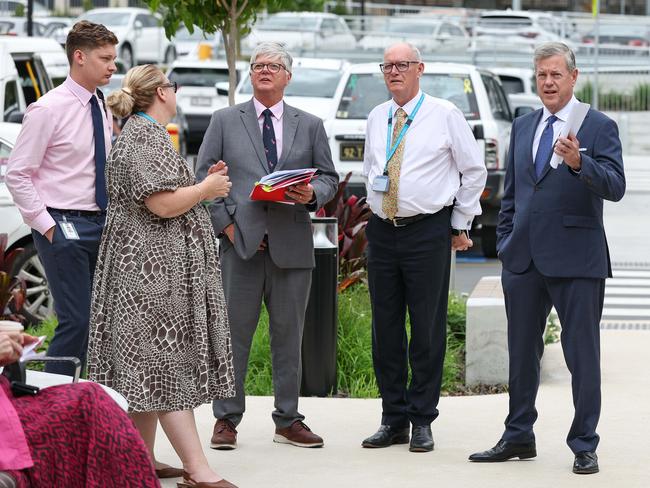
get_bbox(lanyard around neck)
[136,111,159,125]
[385,93,425,170]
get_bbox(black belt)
[378,213,432,227]
[47,207,106,217]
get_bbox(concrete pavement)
[156,329,650,488]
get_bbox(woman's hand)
[199,172,232,200]
[0,332,23,366]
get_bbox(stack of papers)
[250,168,318,203]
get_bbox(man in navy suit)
[468,42,625,474]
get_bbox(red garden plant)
[0,233,26,322]
[317,173,371,292]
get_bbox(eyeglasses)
[250,62,286,74]
[379,61,420,74]
[159,81,178,93]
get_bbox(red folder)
[249,169,318,203]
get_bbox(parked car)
[0,121,53,324]
[78,8,176,69]
[242,12,356,53]
[582,24,650,47]
[234,57,348,120]
[172,25,221,59]
[0,16,46,36]
[41,16,74,46]
[0,0,49,17]
[491,66,542,113]
[359,17,469,53]
[472,10,564,51]
[167,58,246,154]
[326,62,513,256]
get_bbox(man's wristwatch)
[451,228,467,237]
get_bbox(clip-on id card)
[58,216,80,240]
[371,174,390,193]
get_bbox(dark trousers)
[366,209,451,428]
[32,211,104,376]
[501,262,605,453]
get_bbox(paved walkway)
[157,329,650,488]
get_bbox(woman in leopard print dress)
[87,65,237,488]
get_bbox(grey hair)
[249,41,293,73]
[384,42,422,62]
[534,42,576,72]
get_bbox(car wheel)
[121,45,134,70]
[481,225,498,258]
[164,46,177,66]
[12,242,54,325]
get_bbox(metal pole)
[26,0,33,37]
[621,0,625,15]
[592,0,600,111]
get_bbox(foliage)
[0,234,25,322]
[544,314,561,345]
[576,82,650,111]
[82,0,94,12]
[269,0,324,12]
[13,4,23,16]
[317,173,372,291]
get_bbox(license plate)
[339,142,364,161]
[190,96,212,107]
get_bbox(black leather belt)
[47,207,106,217]
[378,213,432,227]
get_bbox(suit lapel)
[240,99,270,174]
[524,109,543,183]
[277,103,299,171]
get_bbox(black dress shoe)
[468,439,537,462]
[362,425,409,448]
[409,425,434,452]
[573,451,599,474]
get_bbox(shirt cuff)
[451,210,473,230]
[31,210,56,236]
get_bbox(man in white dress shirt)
[361,43,487,452]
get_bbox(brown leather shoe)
[210,419,237,450]
[274,420,324,448]
[155,466,184,478]
[177,471,238,488]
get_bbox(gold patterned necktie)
[382,107,407,220]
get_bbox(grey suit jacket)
[195,99,338,269]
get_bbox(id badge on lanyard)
[58,215,80,240]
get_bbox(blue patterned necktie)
[262,108,278,172]
[534,114,558,179]
[89,93,107,210]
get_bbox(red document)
[249,168,318,203]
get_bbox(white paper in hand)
[550,102,590,169]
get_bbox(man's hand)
[555,133,581,171]
[452,232,473,251]
[44,225,55,243]
[223,223,235,243]
[285,183,314,205]
[0,332,23,366]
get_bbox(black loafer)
[409,425,434,452]
[573,451,599,474]
[362,425,409,448]
[469,439,537,462]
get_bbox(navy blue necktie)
[262,108,278,172]
[89,93,107,210]
[534,114,558,179]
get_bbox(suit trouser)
[366,209,451,428]
[213,245,311,428]
[501,262,605,453]
[31,211,104,376]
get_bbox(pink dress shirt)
[253,97,284,162]
[0,385,33,470]
[5,76,112,235]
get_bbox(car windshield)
[257,15,319,31]
[336,72,480,120]
[386,21,437,35]
[239,67,342,98]
[478,16,533,29]
[81,12,131,27]
[169,67,230,87]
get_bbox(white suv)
[326,62,513,257]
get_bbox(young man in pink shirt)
[5,21,118,376]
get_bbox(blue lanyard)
[136,111,159,125]
[384,93,425,171]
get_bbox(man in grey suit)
[196,42,338,450]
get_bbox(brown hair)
[107,64,166,118]
[65,21,118,65]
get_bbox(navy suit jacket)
[496,107,625,279]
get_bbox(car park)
[78,8,176,69]
[326,62,513,256]
[472,10,564,51]
[167,58,246,154]
[234,57,348,120]
[0,121,53,324]
[359,17,469,53]
[242,12,356,54]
